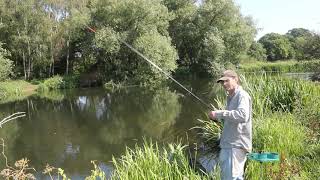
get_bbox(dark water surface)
[0,79,218,179]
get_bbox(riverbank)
[110,75,320,179]
[239,59,320,73]
[0,80,37,104]
[1,73,319,179]
[1,61,319,179]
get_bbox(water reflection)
[0,85,204,178]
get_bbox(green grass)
[0,80,37,103]
[111,140,208,180]
[240,74,320,179]
[239,59,320,73]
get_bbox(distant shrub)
[37,75,80,91]
[37,76,63,91]
[61,75,80,89]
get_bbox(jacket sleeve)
[215,95,250,123]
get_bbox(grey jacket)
[215,86,252,152]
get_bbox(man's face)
[220,77,238,92]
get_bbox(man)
[208,70,252,180]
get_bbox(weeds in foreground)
[85,161,106,180]
[191,119,222,157]
[0,158,36,180]
[1,140,106,180]
[1,139,35,180]
[111,139,207,180]
[43,164,70,180]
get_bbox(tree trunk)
[22,51,27,80]
[27,39,31,79]
[66,34,70,75]
[50,33,54,76]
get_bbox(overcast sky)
[234,0,320,39]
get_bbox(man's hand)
[208,111,217,120]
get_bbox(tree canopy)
[1,0,318,84]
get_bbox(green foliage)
[254,113,306,156]
[303,33,320,59]
[166,0,255,76]
[192,118,222,156]
[111,140,207,180]
[193,119,222,146]
[300,143,320,179]
[0,42,12,81]
[293,81,320,140]
[37,75,64,91]
[247,41,267,61]
[239,59,320,73]
[0,80,35,103]
[286,28,314,60]
[94,27,121,54]
[197,29,226,77]
[259,33,295,61]
[284,28,320,60]
[132,32,178,85]
[85,0,176,85]
[1,0,320,83]
[246,113,307,179]
[37,75,79,91]
[241,75,299,117]
[237,74,319,179]
[61,75,80,89]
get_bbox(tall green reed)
[111,140,208,180]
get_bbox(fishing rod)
[86,26,214,110]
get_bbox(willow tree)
[285,28,318,60]
[79,0,178,86]
[259,33,295,61]
[164,0,256,77]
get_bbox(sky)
[234,0,320,39]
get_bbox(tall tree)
[286,28,314,60]
[164,0,256,77]
[247,41,267,61]
[259,33,295,61]
[82,0,178,85]
[0,0,53,79]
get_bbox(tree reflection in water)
[0,86,201,177]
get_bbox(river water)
[0,79,218,179]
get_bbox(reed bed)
[111,140,208,180]
[240,59,320,73]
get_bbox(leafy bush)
[61,75,80,89]
[37,76,63,91]
[0,43,12,81]
[37,75,79,91]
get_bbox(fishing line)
[86,25,213,110]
